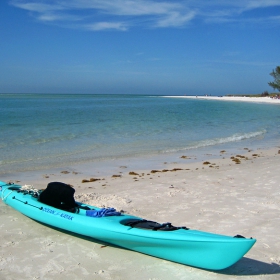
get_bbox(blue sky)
[1,0,280,95]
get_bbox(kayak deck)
[0,182,256,270]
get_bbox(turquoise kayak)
[0,181,256,270]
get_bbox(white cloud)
[62,0,183,16]
[85,21,128,31]
[10,1,63,13]
[243,0,280,10]
[9,0,280,31]
[155,11,196,27]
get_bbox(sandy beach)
[1,145,280,280]
[2,0,280,277]
[164,95,280,104]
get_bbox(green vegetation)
[226,93,278,97]
[226,66,280,97]
[268,66,280,92]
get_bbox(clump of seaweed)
[82,178,101,183]
[129,171,139,176]
[230,156,241,164]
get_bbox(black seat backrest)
[39,182,76,211]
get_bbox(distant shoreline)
[164,95,280,104]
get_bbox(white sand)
[1,147,280,279]
[165,95,280,104]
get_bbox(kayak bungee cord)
[20,184,41,198]
[1,182,15,202]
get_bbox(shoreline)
[0,143,272,189]
[1,146,280,279]
[2,93,280,178]
[164,95,280,104]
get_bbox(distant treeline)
[226,92,279,97]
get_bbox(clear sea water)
[1,94,280,174]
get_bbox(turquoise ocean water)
[1,94,280,174]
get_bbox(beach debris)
[181,155,190,159]
[171,168,183,171]
[209,165,219,168]
[252,154,260,157]
[229,154,250,164]
[148,168,186,174]
[112,174,122,178]
[236,155,248,159]
[230,157,241,164]
[82,178,101,183]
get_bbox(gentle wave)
[165,130,266,153]
[196,130,266,147]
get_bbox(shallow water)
[1,93,280,174]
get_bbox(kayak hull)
[0,181,256,270]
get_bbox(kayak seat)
[122,219,189,231]
[39,182,77,212]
